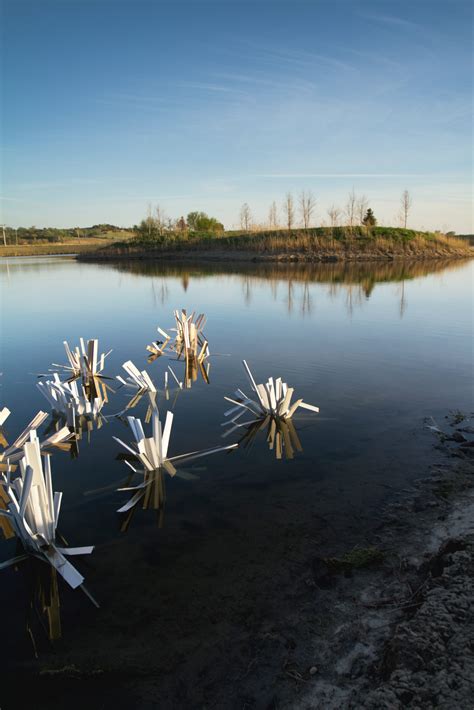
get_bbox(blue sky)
[1,0,472,231]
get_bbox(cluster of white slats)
[52,338,111,382]
[148,311,210,364]
[224,360,320,424]
[116,360,157,392]
[0,407,10,427]
[114,408,237,514]
[0,411,71,464]
[0,432,94,592]
[172,310,209,361]
[37,373,105,426]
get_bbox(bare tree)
[146,203,154,237]
[240,203,252,232]
[154,205,167,236]
[401,190,412,228]
[327,205,341,228]
[299,190,316,229]
[344,189,357,232]
[356,195,369,225]
[268,201,278,230]
[283,192,295,231]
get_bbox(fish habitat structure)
[0,411,72,470]
[113,408,237,527]
[223,360,319,459]
[0,429,97,604]
[37,373,107,428]
[147,310,211,388]
[50,338,113,393]
[116,360,157,392]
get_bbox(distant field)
[0,233,135,257]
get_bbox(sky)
[1,0,472,232]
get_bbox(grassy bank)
[79,226,472,262]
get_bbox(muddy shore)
[1,414,473,710]
[78,248,472,264]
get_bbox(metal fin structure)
[0,434,94,595]
[225,360,319,420]
[50,338,112,387]
[222,361,319,459]
[117,360,157,393]
[147,310,210,388]
[114,407,237,527]
[0,411,72,465]
[37,374,106,429]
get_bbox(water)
[0,256,472,679]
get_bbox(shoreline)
[77,249,472,264]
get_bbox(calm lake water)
[0,256,472,687]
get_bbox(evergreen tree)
[362,208,377,228]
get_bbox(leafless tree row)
[238,189,413,232]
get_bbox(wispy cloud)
[0,195,29,202]
[12,179,102,191]
[180,81,249,97]
[255,173,429,179]
[360,12,421,30]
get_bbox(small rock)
[309,666,318,675]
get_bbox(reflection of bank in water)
[111,258,470,317]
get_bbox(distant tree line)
[0,224,133,245]
[135,206,224,239]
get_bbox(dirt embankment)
[78,245,471,264]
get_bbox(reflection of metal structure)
[223,414,303,460]
[0,433,96,603]
[224,360,319,421]
[51,338,112,385]
[26,559,62,646]
[113,409,237,526]
[37,373,107,428]
[118,466,167,531]
[44,409,106,460]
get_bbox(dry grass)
[85,226,472,262]
[0,239,127,258]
